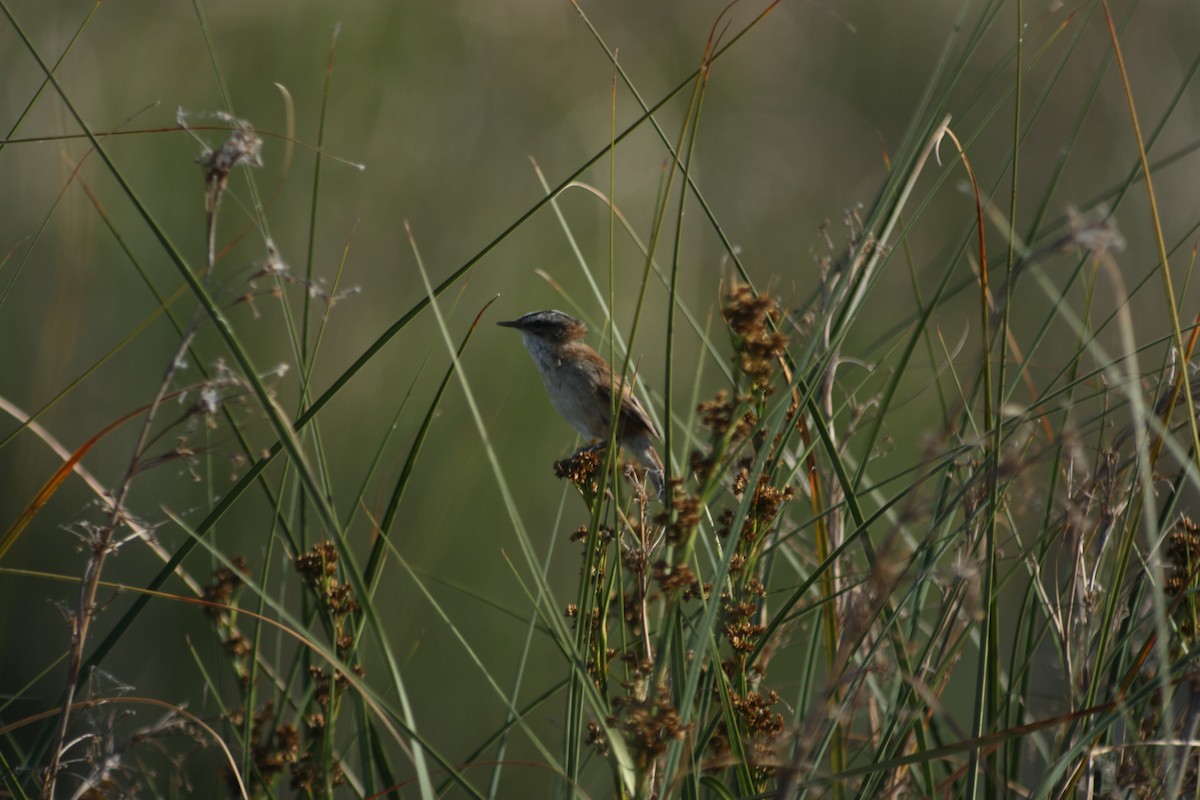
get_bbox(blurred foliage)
[2,0,1200,796]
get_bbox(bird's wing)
[597,378,661,441]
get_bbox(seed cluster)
[202,556,252,683]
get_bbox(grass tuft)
[2,2,1200,798]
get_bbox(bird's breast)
[539,360,610,440]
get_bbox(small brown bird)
[498,310,664,496]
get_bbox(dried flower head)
[202,556,252,682]
[1166,516,1200,643]
[610,685,690,765]
[202,556,250,616]
[295,541,339,585]
[723,284,788,393]
[195,115,263,196]
[1064,204,1125,259]
[555,446,604,499]
[586,721,610,757]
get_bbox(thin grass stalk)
[929,122,994,799]
[390,554,568,780]
[1099,1,1200,472]
[485,490,574,799]
[0,4,336,560]
[172,514,473,796]
[565,490,606,794]
[793,118,962,795]
[301,26,338,374]
[854,4,1128,389]
[37,134,230,792]
[0,4,101,309]
[568,0,785,290]
[1020,261,1154,795]
[1047,4,1200,791]
[1005,260,1103,786]
[656,83,710,797]
[987,3,1023,793]
[184,639,273,793]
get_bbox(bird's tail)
[628,438,665,499]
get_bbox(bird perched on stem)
[498,310,664,497]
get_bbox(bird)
[497,310,664,497]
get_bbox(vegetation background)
[2,0,1200,797]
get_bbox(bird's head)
[497,310,588,344]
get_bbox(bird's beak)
[496,319,522,329]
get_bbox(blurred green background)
[2,0,1199,794]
